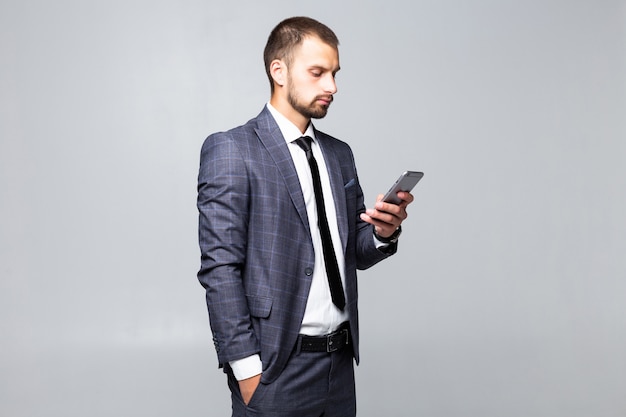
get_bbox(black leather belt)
[299,322,350,353]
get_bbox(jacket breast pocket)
[344,178,357,203]
[246,295,272,318]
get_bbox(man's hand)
[239,373,262,405]
[360,191,414,238]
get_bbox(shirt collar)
[266,102,316,144]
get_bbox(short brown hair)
[263,16,339,92]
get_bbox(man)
[197,16,414,416]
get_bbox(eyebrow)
[309,65,341,74]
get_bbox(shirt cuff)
[229,354,262,381]
[373,234,389,249]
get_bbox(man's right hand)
[239,373,262,405]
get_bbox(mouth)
[316,96,333,106]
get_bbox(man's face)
[285,36,340,120]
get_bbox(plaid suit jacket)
[197,106,396,383]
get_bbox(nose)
[324,73,337,94]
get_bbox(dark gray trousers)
[228,345,356,417]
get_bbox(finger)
[372,202,406,222]
[397,191,415,206]
[361,213,395,236]
[365,208,401,228]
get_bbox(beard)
[286,80,333,120]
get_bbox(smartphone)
[382,171,424,204]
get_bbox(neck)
[269,94,310,134]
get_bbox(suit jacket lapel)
[316,130,349,253]
[254,107,311,236]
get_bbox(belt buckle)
[326,328,348,353]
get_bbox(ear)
[269,59,286,87]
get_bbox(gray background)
[1,0,625,416]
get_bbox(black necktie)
[294,136,346,310]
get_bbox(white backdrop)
[1,1,625,416]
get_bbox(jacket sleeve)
[354,191,398,270]
[197,132,259,366]
[345,144,398,270]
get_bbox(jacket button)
[305,267,313,276]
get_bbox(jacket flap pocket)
[246,295,272,318]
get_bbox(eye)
[311,71,322,77]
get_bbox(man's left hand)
[360,191,414,238]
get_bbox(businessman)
[197,16,414,416]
